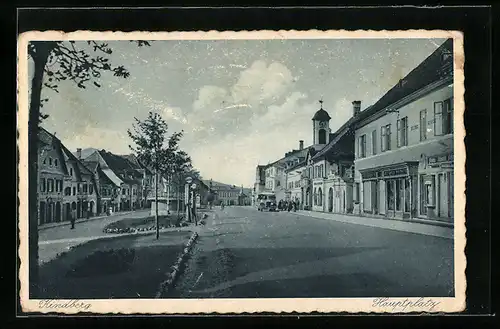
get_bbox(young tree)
[27,40,150,297]
[128,111,183,240]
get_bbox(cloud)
[230,60,294,105]
[60,126,131,155]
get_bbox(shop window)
[354,183,360,203]
[397,117,408,147]
[420,109,427,141]
[423,175,436,209]
[318,188,323,206]
[405,178,411,212]
[314,188,318,205]
[387,181,395,211]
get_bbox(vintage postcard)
[17,29,465,314]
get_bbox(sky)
[31,37,446,187]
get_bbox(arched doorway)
[71,202,77,220]
[90,201,95,216]
[39,201,46,224]
[64,203,71,221]
[55,202,61,222]
[77,201,81,218]
[328,188,333,212]
[47,202,53,223]
[318,188,323,209]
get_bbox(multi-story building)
[82,150,142,212]
[206,180,243,206]
[353,38,454,224]
[38,128,68,225]
[301,102,358,214]
[61,146,99,220]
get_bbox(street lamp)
[185,177,193,222]
[190,183,197,225]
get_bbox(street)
[169,207,454,298]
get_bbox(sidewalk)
[38,210,136,231]
[295,210,453,240]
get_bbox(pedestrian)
[287,201,292,212]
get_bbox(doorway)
[328,187,333,212]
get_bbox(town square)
[24,35,456,301]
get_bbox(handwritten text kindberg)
[39,299,92,311]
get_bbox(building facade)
[353,39,454,224]
[38,129,68,225]
[61,146,99,220]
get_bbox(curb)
[155,231,199,298]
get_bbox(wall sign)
[382,167,408,178]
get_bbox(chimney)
[76,148,82,159]
[352,101,361,117]
[299,140,304,150]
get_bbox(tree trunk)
[155,169,159,240]
[28,43,50,298]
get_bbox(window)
[70,168,73,176]
[40,178,46,192]
[397,116,408,147]
[318,129,327,144]
[314,188,318,205]
[77,183,81,193]
[381,124,391,152]
[73,187,76,195]
[43,158,46,165]
[83,184,88,193]
[443,98,453,134]
[420,109,427,141]
[372,130,377,155]
[358,134,367,158]
[64,187,71,196]
[54,159,58,167]
[318,188,323,206]
[434,101,443,135]
[122,189,125,195]
[49,158,52,166]
[355,183,360,202]
[89,185,94,194]
[47,179,53,192]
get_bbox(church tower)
[312,100,332,145]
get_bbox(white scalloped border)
[17,29,466,314]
